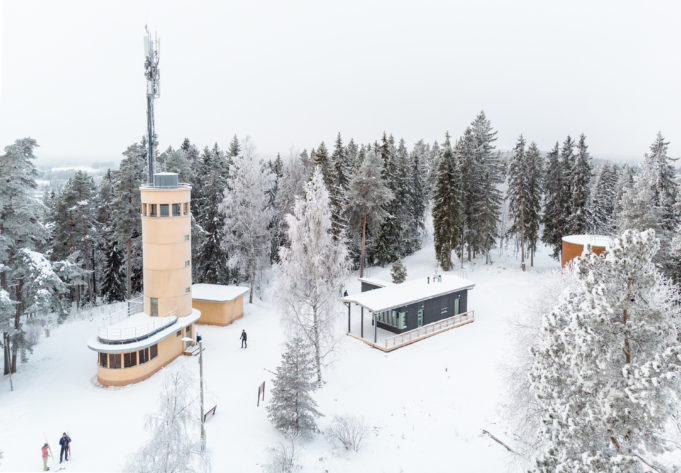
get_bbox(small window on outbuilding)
[109,353,122,369]
[150,344,158,359]
[172,203,181,216]
[99,352,108,368]
[160,204,169,217]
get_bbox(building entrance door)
[417,303,424,327]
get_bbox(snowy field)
[0,238,560,472]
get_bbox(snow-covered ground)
[0,238,560,472]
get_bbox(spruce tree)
[390,258,407,283]
[541,142,565,258]
[507,135,528,270]
[525,142,543,267]
[313,142,344,241]
[100,240,126,303]
[591,162,618,234]
[432,134,463,271]
[267,337,322,437]
[567,134,592,234]
[642,132,678,232]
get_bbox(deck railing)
[98,307,178,344]
[347,310,475,352]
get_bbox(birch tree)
[274,168,350,382]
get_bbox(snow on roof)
[343,274,475,313]
[87,309,201,353]
[97,312,178,343]
[192,284,249,302]
[358,277,392,288]
[562,234,611,248]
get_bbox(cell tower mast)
[144,26,160,184]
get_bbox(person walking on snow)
[58,432,71,463]
[41,443,51,471]
[240,329,247,348]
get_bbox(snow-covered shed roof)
[562,234,611,248]
[87,309,201,353]
[358,277,392,288]
[192,284,249,302]
[343,274,475,313]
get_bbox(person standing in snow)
[41,443,51,471]
[58,432,71,463]
[240,329,247,349]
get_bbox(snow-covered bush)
[390,259,407,284]
[265,440,299,473]
[327,415,368,452]
[126,369,210,473]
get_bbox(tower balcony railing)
[98,307,180,345]
[139,182,191,189]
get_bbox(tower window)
[109,353,121,369]
[149,204,157,217]
[172,203,181,216]
[150,344,158,359]
[184,203,189,215]
[142,203,147,215]
[185,260,190,267]
[160,204,169,217]
[184,235,190,241]
[124,352,137,368]
[99,352,108,368]
[185,287,190,294]
[150,298,158,316]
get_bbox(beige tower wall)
[140,187,193,317]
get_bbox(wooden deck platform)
[347,310,475,352]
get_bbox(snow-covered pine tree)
[432,134,463,271]
[347,150,393,277]
[313,142,344,241]
[49,171,97,307]
[193,144,230,285]
[374,134,404,265]
[404,143,428,254]
[590,162,618,234]
[456,127,478,261]
[112,140,146,299]
[273,168,350,382]
[613,164,634,219]
[643,132,678,232]
[541,142,564,258]
[618,166,663,234]
[471,112,502,264]
[567,134,592,234]
[220,140,273,303]
[95,170,125,303]
[524,142,543,267]
[100,240,126,303]
[529,229,681,472]
[267,337,322,437]
[157,146,192,182]
[267,154,286,263]
[558,135,575,229]
[507,135,529,270]
[0,138,48,374]
[390,258,407,283]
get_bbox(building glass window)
[377,309,406,330]
[186,325,192,338]
[149,204,157,217]
[185,287,190,294]
[150,344,158,359]
[172,203,181,216]
[138,348,149,364]
[185,260,190,267]
[184,235,190,241]
[109,353,122,369]
[417,305,424,327]
[124,352,137,368]
[184,202,189,215]
[99,352,108,368]
[150,298,158,317]
[176,330,182,337]
[142,203,147,215]
[454,297,460,315]
[160,204,169,217]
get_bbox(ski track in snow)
[0,240,560,472]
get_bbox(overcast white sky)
[1,0,680,165]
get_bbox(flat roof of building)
[87,309,201,353]
[192,284,249,302]
[98,312,178,343]
[342,274,475,313]
[562,234,611,248]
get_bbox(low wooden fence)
[347,310,475,352]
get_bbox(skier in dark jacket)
[240,329,247,349]
[58,433,71,463]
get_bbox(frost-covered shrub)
[327,415,368,452]
[265,441,299,473]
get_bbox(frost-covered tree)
[529,230,681,472]
[112,140,146,299]
[374,134,403,266]
[267,154,286,263]
[432,134,463,271]
[346,150,393,277]
[590,162,618,234]
[405,143,428,254]
[642,132,678,232]
[220,140,273,302]
[567,134,592,234]
[390,258,407,284]
[126,369,209,473]
[618,167,663,235]
[267,337,321,437]
[541,143,564,258]
[157,146,192,182]
[194,144,230,285]
[273,169,350,382]
[313,142,344,241]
